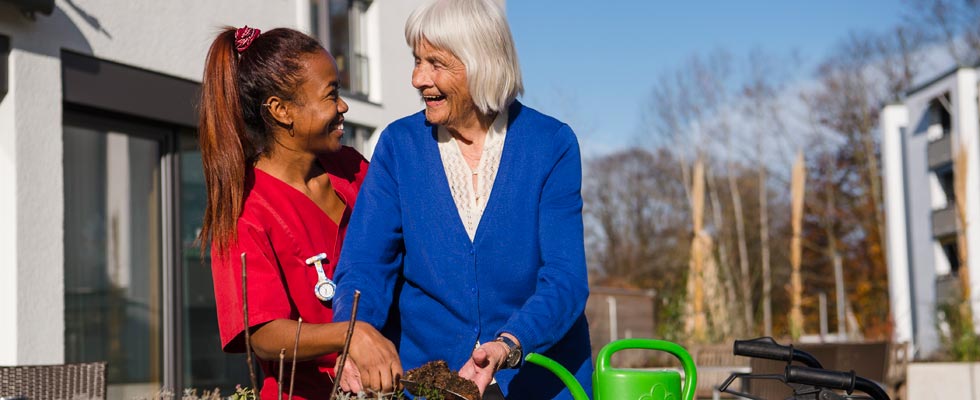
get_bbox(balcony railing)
[935,273,962,306]
[931,206,957,239]
[928,130,953,170]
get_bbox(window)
[311,0,372,98]
[936,167,956,206]
[926,94,951,141]
[941,241,961,277]
[64,113,166,397]
[341,122,374,153]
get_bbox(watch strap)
[495,336,522,369]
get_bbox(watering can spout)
[524,353,591,400]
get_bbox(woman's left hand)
[458,341,509,394]
[338,358,363,394]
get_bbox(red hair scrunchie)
[235,25,261,53]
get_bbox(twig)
[278,348,287,400]
[289,317,303,400]
[242,252,259,392]
[330,290,361,400]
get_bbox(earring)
[288,124,295,137]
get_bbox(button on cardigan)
[334,101,593,400]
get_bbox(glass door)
[64,113,166,399]
[64,112,251,396]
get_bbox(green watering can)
[525,338,697,400]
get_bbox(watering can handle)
[596,339,698,400]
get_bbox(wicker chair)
[0,362,106,400]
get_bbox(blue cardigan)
[334,101,593,399]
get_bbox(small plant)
[134,387,224,400]
[938,300,980,362]
[181,388,223,400]
[412,385,444,400]
[333,390,406,400]
[230,385,257,400]
[222,386,405,400]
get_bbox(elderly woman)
[333,0,593,398]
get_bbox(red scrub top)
[210,147,368,400]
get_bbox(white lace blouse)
[437,110,508,241]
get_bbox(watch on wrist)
[495,335,522,369]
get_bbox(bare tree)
[740,50,785,337]
[799,26,924,337]
[909,0,980,65]
[644,51,752,339]
[583,148,689,287]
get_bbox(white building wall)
[0,44,16,366]
[3,43,67,366]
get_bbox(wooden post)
[687,158,708,342]
[789,151,806,339]
[954,142,973,331]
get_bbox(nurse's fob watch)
[305,253,336,301]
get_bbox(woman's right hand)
[347,322,403,393]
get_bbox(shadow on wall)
[0,0,95,59]
[63,0,111,39]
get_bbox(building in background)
[880,66,980,359]
[0,0,424,395]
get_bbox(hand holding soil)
[458,341,509,395]
[403,360,481,400]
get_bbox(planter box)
[908,362,980,399]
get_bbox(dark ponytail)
[197,27,322,252]
[199,28,248,253]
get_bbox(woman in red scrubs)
[197,26,401,399]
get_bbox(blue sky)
[507,0,911,157]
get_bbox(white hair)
[405,0,524,115]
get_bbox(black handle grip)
[733,337,793,362]
[785,365,855,392]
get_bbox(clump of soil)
[403,360,480,400]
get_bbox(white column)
[18,50,66,365]
[881,103,913,345]
[0,48,66,365]
[0,48,19,366]
[606,296,618,342]
[295,0,312,34]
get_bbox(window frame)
[311,0,374,101]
